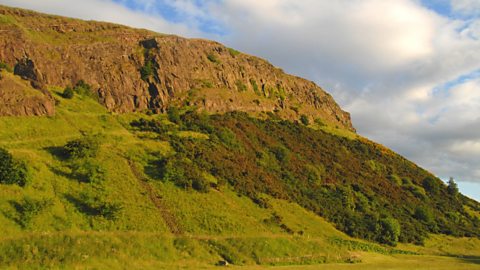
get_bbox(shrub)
[159,155,209,192]
[64,136,100,159]
[422,177,440,194]
[11,196,53,228]
[167,107,181,124]
[70,159,105,184]
[207,53,219,63]
[300,114,309,125]
[0,148,28,186]
[73,80,95,98]
[270,145,290,163]
[377,217,401,246]
[414,206,434,223]
[62,86,74,99]
[140,60,155,81]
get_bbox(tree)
[377,217,401,246]
[0,148,27,186]
[422,177,440,194]
[447,177,459,197]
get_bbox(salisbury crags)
[0,6,354,131]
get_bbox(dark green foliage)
[0,148,27,187]
[11,197,53,228]
[158,154,209,192]
[207,53,219,63]
[300,115,309,125]
[140,60,154,81]
[414,206,434,223]
[422,177,440,194]
[167,107,181,124]
[72,80,96,98]
[447,177,459,197]
[0,61,12,72]
[70,159,105,184]
[131,111,479,244]
[64,136,100,159]
[62,86,74,99]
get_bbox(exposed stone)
[0,5,354,131]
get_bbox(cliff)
[0,5,354,131]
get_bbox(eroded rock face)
[0,6,354,131]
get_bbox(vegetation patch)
[0,148,28,186]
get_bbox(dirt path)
[127,160,183,235]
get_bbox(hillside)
[0,5,353,131]
[0,5,479,270]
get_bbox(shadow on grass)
[144,159,165,180]
[44,146,68,161]
[64,194,100,217]
[456,255,480,265]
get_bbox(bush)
[70,159,105,184]
[159,155,209,192]
[414,206,434,223]
[207,53,219,63]
[11,196,53,228]
[167,107,181,124]
[422,177,440,194]
[300,114,309,125]
[64,136,100,159]
[377,217,401,246]
[62,86,74,99]
[0,148,28,186]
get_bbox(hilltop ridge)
[0,5,354,131]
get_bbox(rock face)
[0,5,354,131]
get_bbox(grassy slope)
[0,89,479,269]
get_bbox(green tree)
[447,177,459,197]
[0,148,27,186]
[64,136,100,159]
[377,217,401,246]
[422,177,440,194]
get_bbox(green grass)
[0,90,479,269]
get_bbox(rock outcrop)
[0,5,354,131]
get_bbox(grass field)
[0,89,479,269]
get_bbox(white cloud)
[451,0,480,16]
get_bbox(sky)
[1,0,480,201]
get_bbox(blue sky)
[1,0,480,201]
